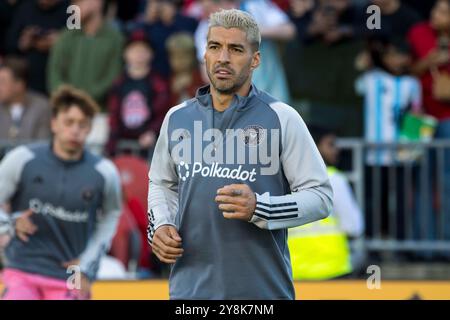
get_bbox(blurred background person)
[140,0,198,77]
[5,0,69,94]
[166,32,205,106]
[355,0,422,75]
[47,0,124,151]
[288,126,364,280]
[47,0,124,108]
[356,36,422,241]
[0,0,26,58]
[285,0,366,136]
[408,0,450,241]
[290,0,365,45]
[0,57,51,154]
[106,30,170,159]
[370,0,422,41]
[107,0,146,29]
[240,0,295,103]
[195,0,295,102]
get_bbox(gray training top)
[0,142,122,281]
[148,85,333,299]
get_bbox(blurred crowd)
[0,0,449,279]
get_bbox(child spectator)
[106,30,170,158]
[166,32,204,106]
[356,37,422,241]
[356,37,422,165]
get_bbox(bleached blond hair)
[208,9,261,52]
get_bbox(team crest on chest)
[241,125,266,146]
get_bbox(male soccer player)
[0,85,122,300]
[148,9,333,299]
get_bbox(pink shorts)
[1,268,90,300]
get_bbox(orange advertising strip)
[3,280,449,300]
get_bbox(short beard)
[208,67,250,95]
[212,81,244,95]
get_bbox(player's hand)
[15,209,38,242]
[215,184,257,221]
[151,225,183,264]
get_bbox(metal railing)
[337,138,450,252]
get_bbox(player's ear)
[50,115,58,135]
[250,51,260,71]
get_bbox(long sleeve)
[249,102,333,230]
[0,146,35,234]
[78,159,122,280]
[147,105,183,244]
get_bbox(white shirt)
[330,171,364,238]
[9,103,24,124]
[356,69,422,165]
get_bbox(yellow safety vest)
[288,166,352,280]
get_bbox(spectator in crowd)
[288,126,364,280]
[195,0,295,102]
[355,0,422,72]
[289,0,365,45]
[5,0,69,94]
[356,36,422,240]
[106,31,170,158]
[288,0,314,28]
[141,0,199,77]
[368,0,422,40]
[408,0,450,240]
[240,0,296,103]
[0,57,51,144]
[107,0,144,27]
[403,0,438,20]
[166,32,205,106]
[47,0,124,109]
[408,0,450,127]
[0,0,25,57]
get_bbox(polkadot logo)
[178,161,190,181]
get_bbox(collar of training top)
[47,140,87,166]
[195,84,259,111]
